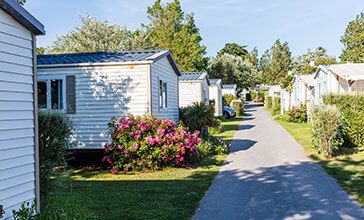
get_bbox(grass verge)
[276,119,364,207]
[214,116,244,141]
[42,117,243,219]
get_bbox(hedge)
[231,99,244,116]
[245,93,252,101]
[266,96,272,109]
[272,97,281,115]
[323,93,364,147]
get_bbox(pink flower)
[133,142,138,150]
[130,132,135,137]
[124,168,129,172]
[110,169,118,174]
[180,157,184,162]
[155,136,161,144]
[124,148,129,153]
[118,145,123,150]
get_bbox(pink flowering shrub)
[285,104,307,123]
[253,96,263,103]
[104,115,201,173]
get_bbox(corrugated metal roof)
[209,79,222,86]
[38,49,169,65]
[37,49,181,76]
[0,0,45,35]
[223,84,236,89]
[329,63,364,81]
[179,72,208,81]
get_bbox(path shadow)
[231,139,257,152]
[237,124,255,131]
[194,161,364,220]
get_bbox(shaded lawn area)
[214,116,244,141]
[43,117,243,219]
[276,119,364,207]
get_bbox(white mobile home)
[209,79,223,117]
[178,72,210,107]
[314,64,364,103]
[221,84,237,96]
[37,49,180,149]
[267,85,282,97]
[0,0,45,218]
[292,74,315,107]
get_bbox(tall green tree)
[292,47,337,75]
[16,0,26,5]
[47,13,153,54]
[208,53,261,91]
[217,43,248,59]
[144,0,207,72]
[340,12,364,63]
[260,39,292,87]
[245,47,259,67]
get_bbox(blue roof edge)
[0,0,45,35]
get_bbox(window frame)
[158,79,168,111]
[37,75,66,111]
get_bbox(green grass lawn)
[214,116,244,141]
[43,117,242,219]
[276,119,364,207]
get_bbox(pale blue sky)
[24,0,364,59]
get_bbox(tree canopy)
[260,39,292,87]
[16,0,26,5]
[292,47,337,75]
[47,13,153,54]
[217,43,248,59]
[208,53,262,91]
[340,12,364,63]
[143,0,206,72]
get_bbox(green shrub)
[245,93,252,101]
[272,97,281,115]
[223,94,235,106]
[323,93,364,147]
[38,110,72,196]
[180,102,219,135]
[311,105,345,158]
[258,91,266,101]
[105,115,201,172]
[251,92,257,100]
[230,99,244,116]
[285,104,307,123]
[197,135,231,157]
[209,118,224,135]
[266,96,272,109]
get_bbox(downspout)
[32,33,40,213]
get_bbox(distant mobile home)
[209,79,223,117]
[221,84,237,96]
[0,0,45,218]
[37,49,180,149]
[178,72,210,107]
[314,64,364,103]
[292,74,315,107]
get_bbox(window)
[159,80,167,109]
[38,76,65,110]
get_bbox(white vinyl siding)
[0,8,36,219]
[151,57,179,123]
[179,81,202,107]
[38,64,149,149]
[209,84,222,117]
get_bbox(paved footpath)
[194,103,364,220]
